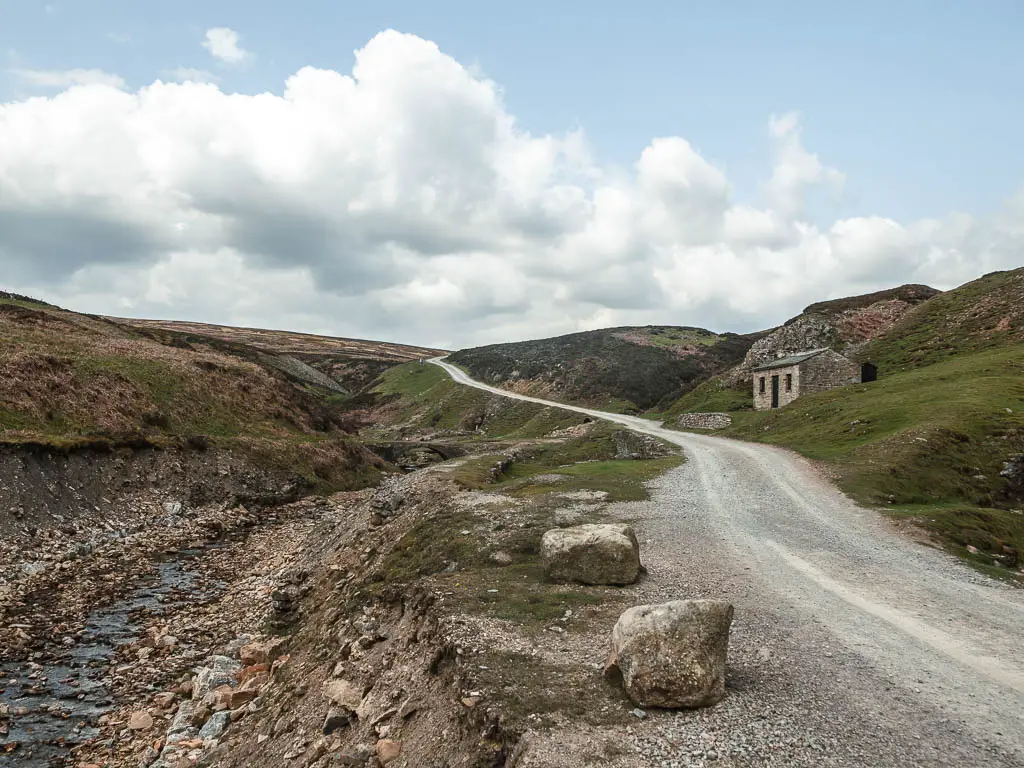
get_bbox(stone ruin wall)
[798,349,861,394]
[676,412,733,430]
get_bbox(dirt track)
[433,358,1024,766]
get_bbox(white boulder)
[540,524,641,585]
[607,599,733,708]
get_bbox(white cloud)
[10,67,125,89]
[0,30,1021,349]
[766,111,845,219]
[202,27,250,64]
[165,67,220,84]
[105,32,132,44]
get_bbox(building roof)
[751,348,830,372]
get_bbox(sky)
[1,1,1022,348]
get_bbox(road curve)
[432,357,1024,763]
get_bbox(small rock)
[128,711,154,730]
[397,698,419,719]
[489,550,513,566]
[323,679,363,712]
[240,637,287,667]
[322,708,350,735]
[199,710,230,740]
[337,744,373,766]
[192,656,241,700]
[153,691,177,709]
[376,739,402,764]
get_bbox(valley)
[1,270,1022,768]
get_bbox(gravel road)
[432,358,1024,766]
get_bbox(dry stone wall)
[676,413,733,430]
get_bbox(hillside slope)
[858,268,1024,372]
[0,293,387,492]
[112,316,445,394]
[448,326,762,412]
[739,283,939,372]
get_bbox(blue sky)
[0,1,1021,346]
[4,0,1022,222]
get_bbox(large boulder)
[540,524,641,585]
[607,600,733,708]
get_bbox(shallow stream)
[0,550,222,767]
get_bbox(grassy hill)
[448,326,762,412]
[678,269,1024,578]
[0,293,410,491]
[858,269,1024,372]
[112,316,444,394]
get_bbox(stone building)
[752,349,870,410]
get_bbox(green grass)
[0,296,53,311]
[372,362,687,503]
[434,422,685,502]
[427,420,685,502]
[375,360,450,398]
[888,504,1022,578]
[367,396,684,594]
[476,583,605,624]
[0,301,385,494]
[369,504,484,588]
[442,454,508,487]
[860,268,1023,373]
[503,456,684,502]
[472,650,632,729]
[663,375,752,416]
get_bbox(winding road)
[432,357,1024,765]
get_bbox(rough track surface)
[433,358,1024,767]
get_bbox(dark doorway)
[861,363,878,383]
[771,375,780,408]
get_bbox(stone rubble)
[675,413,733,431]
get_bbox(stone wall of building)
[676,412,733,430]
[798,349,861,394]
[753,349,862,410]
[753,363,802,411]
